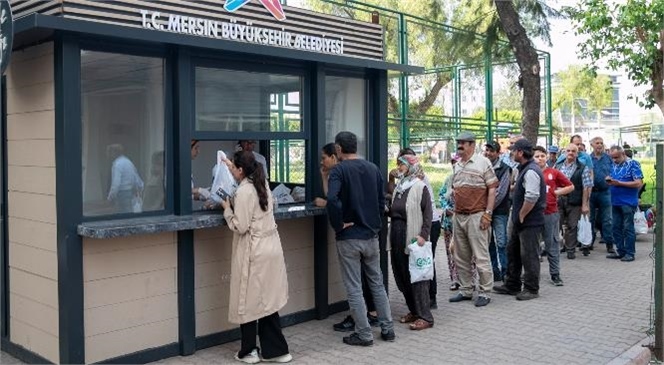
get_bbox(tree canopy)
[568,0,664,116]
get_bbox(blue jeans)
[336,237,394,341]
[543,213,561,276]
[612,205,636,257]
[489,214,508,279]
[590,190,613,245]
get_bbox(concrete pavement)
[1,234,655,364]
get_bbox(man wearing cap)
[494,139,546,300]
[484,141,512,282]
[547,146,559,167]
[589,136,615,253]
[449,132,498,307]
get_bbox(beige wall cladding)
[8,217,57,252]
[6,42,58,364]
[8,166,56,195]
[7,140,56,167]
[85,319,178,364]
[9,242,57,280]
[7,110,55,140]
[194,218,315,337]
[7,191,56,224]
[10,318,59,364]
[9,268,58,309]
[83,234,178,362]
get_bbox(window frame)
[78,39,173,222]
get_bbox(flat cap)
[508,139,533,152]
[455,132,476,142]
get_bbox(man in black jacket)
[484,141,512,282]
[494,139,546,300]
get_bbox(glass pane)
[81,51,165,216]
[269,139,305,185]
[196,68,302,132]
[325,76,367,156]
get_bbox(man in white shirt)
[237,140,268,177]
[107,144,143,214]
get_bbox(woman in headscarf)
[389,154,434,331]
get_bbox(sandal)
[399,313,417,323]
[409,319,433,331]
[449,283,460,291]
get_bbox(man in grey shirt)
[494,139,546,301]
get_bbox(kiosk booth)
[0,0,420,363]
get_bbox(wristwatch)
[485,209,493,215]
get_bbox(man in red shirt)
[534,146,574,286]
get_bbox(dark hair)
[191,139,199,147]
[399,148,416,157]
[322,143,337,158]
[533,146,547,154]
[522,149,534,159]
[334,131,357,154]
[570,135,582,143]
[233,151,269,211]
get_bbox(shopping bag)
[634,208,649,235]
[577,215,592,246]
[407,241,434,283]
[131,195,143,213]
[210,150,237,203]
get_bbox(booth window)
[325,76,367,156]
[81,51,165,217]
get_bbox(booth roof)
[14,13,424,75]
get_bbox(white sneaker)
[262,353,293,363]
[235,349,261,364]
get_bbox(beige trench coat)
[223,178,289,324]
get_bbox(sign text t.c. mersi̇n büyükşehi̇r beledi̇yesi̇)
[139,10,345,55]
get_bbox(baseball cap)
[455,132,476,142]
[508,139,533,152]
[547,146,559,153]
[484,141,500,152]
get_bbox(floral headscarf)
[395,154,423,197]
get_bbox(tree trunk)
[415,73,451,115]
[651,43,664,117]
[494,0,541,144]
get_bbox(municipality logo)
[224,0,286,21]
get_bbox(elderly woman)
[220,151,292,364]
[389,154,433,331]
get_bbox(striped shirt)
[452,154,499,214]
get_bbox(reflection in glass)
[81,51,165,216]
[325,76,367,155]
[195,68,302,132]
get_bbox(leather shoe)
[399,313,417,323]
[620,254,635,262]
[606,244,616,254]
[449,293,472,303]
[474,296,491,307]
[493,285,518,296]
[567,251,576,259]
[606,252,624,259]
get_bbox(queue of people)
[200,130,645,362]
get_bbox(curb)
[606,337,652,365]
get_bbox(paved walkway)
[1,234,655,364]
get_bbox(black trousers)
[239,311,289,359]
[504,225,542,294]
[428,220,441,300]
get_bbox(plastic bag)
[577,215,592,246]
[132,195,143,213]
[272,183,295,204]
[210,150,237,203]
[634,208,648,235]
[407,241,434,283]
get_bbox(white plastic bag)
[408,241,434,283]
[131,195,143,213]
[210,150,236,203]
[577,215,592,246]
[634,208,648,235]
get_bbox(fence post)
[656,143,663,360]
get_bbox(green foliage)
[552,64,613,126]
[567,0,664,113]
[493,82,523,111]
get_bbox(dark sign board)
[0,0,12,75]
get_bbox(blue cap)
[548,146,559,153]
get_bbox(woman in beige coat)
[220,151,291,364]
